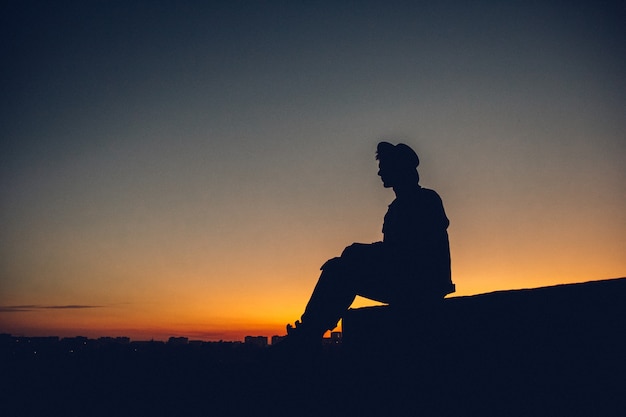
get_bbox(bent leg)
[300,267,357,335]
[298,242,391,334]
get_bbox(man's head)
[376,141,420,188]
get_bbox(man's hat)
[376,141,419,169]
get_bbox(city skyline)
[2,1,625,342]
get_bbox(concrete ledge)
[342,277,626,354]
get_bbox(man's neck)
[392,182,420,198]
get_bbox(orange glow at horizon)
[2,185,625,342]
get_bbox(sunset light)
[1,1,624,343]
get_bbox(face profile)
[377,161,402,188]
[376,142,421,191]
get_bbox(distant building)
[30,336,60,343]
[98,336,130,345]
[322,331,342,346]
[62,336,88,343]
[271,335,285,346]
[60,336,89,351]
[0,333,12,346]
[244,336,268,348]
[168,337,189,345]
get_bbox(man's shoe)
[270,321,321,356]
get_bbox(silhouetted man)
[283,141,454,346]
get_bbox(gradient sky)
[1,1,625,341]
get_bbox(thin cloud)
[0,305,37,312]
[0,305,103,313]
[44,305,103,309]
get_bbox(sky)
[1,0,625,341]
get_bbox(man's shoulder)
[418,187,443,202]
[389,187,443,209]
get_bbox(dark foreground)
[3,278,625,416]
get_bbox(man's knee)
[320,243,368,270]
[320,257,342,271]
[340,242,375,259]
